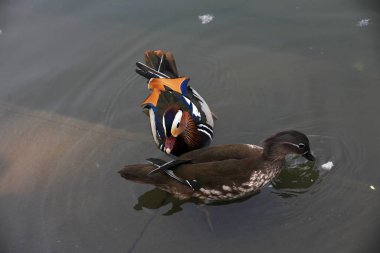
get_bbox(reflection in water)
[133,188,191,216]
[271,159,319,198]
[133,187,257,215]
[133,159,319,214]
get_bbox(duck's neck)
[262,152,287,176]
[263,145,288,163]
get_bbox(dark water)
[1,0,379,252]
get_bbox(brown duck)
[119,130,315,202]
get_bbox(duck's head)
[162,106,198,155]
[263,130,315,162]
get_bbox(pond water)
[0,0,379,252]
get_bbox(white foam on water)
[357,18,370,27]
[321,161,334,170]
[198,14,214,24]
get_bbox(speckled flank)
[163,185,193,200]
[222,185,232,191]
[192,165,281,201]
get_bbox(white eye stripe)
[162,115,166,135]
[171,110,183,136]
[282,142,300,148]
[282,141,307,150]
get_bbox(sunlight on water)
[0,102,149,195]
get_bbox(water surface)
[0,0,379,252]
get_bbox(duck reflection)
[133,188,198,215]
[270,159,319,198]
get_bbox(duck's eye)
[176,122,180,128]
[298,143,305,149]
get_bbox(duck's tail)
[119,158,200,190]
[119,163,167,185]
[136,50,179,79]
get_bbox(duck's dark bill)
[303,152,315,161]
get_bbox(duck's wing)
[171,157,261,188]
[145,144,263,188]
[147,159,192,175]
[147,144,262,174]
[179,143,263,163]
[120,149,263,191]
[146,158,166,166]
[141,78,191,108]
[136,62,170,79]
[121,161,200,190]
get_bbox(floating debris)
[321,161,334,170]
[357,18,370,27]
[370,185,375,190]
[198,14,214,25]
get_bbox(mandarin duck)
[119,130,315,202]
[136,50,215,156]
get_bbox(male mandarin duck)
[119,130,315,202]
[136,50,215,156]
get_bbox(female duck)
[119,130,315,202]
[136,50,215,156]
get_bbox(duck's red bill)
[164,137,176,154]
